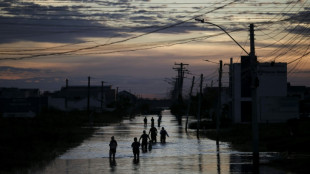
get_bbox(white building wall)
[230,61,297,123]
[257,63,287,97]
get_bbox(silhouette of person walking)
[158,114,162,127]
[139,130,150,152]
[151,117,155,127]
[149,126,158,143]
[109,136,117,162]
[144,117,147,126]
[131,137,140,161]
[160,127,169,143]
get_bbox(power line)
[0,0,240,61]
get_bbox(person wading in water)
[144,117,147,126]
[109,136,118,162]
[160,127,169,143]
[139,130,150,152]
[131,137,140,161]
[149,126,158,143]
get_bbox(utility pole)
[217,60,222,145]
[250,23,259,168]
[173,63,189,102]
[229,58,233,122]
[197,74,203,139]
[87,76,90,113]
[65,78,68,109]
[115,87,119,102]
[101,81,105,111]
[185,76,195,132]
[66,78,68,88]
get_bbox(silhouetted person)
[160,127,169,143]
[109,136,117,161]
[131,137,140,161]
[149,126,158,143]
[158,117,161,127]
[144,117,147,126]
[158,114,162,120]
[139,130,150,152]
[151,117,155,127]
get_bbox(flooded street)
[35,110,288,174]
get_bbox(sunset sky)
[0,0,309,98]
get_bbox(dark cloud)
[0,66,61,77]
[0,1,131,43]
[284,7,310,35]
[1,0,291,45]
[0,66,44,74]
[286,25,310,36]
[0,0,201,44]
[135,0,151,2]
[129,15,156,21]
[0,77,65,92]
[287,7,310,24]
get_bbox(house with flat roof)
[229,57,299,123]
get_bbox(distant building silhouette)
[0,88,46,117]
[118,90,137,103]
[48,85,116,111]
[229,57,299,123]
[287,83,310,117]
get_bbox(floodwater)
[34,110,289,174]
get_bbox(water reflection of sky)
[37,110,288,174]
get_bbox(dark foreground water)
[33,110,289,174]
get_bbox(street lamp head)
[204,59,220,64]
[195,18,204,23]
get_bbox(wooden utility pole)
[250,23,259,167]
[115,87,119,102]
[66,78,68,88]
[87,76,90,113]
[173,62,189,101]
[65,78,68,109]
[101,81,105,111]
[229,58,233,122]
[185,76,195,132]
[197,74,203,139]
[217,60,222,145]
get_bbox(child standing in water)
[131,137,140,161]
[109,136,117,161]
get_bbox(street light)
[195,18,249,56]
[204,59,219,64]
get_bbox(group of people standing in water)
[109,115,169,162]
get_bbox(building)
[0,88,46,117]
[229,57,299,123]
[287,83,310,117]
[48,85,116,111]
